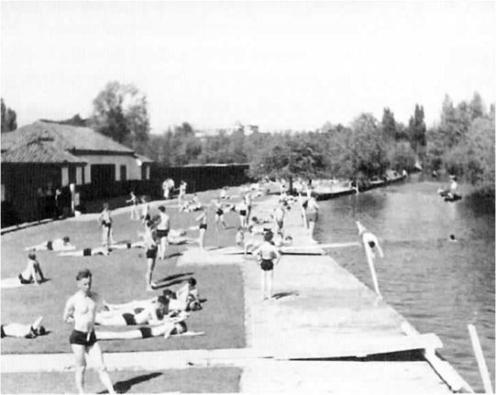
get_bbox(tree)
[408,104,426,154]
[469,91,485,120]
[1,98,17,132]
[349,113,389,178]
[380,108,397,141]
[91,81,150,150]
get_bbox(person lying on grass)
[96,317,198,340]
[110,229,195,251]
[58,246,110,257]
[95,295,172,326]
[102,278,204,315]
[25,236,76,252]
[1,316,46,339]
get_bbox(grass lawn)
[1,188,250,354]
[1,367,242,393]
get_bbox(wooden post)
[468,324,493,394]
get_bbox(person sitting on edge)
[25,236,75,252]
[18,253,46,285]
[58,246,110,257]
[1,316,46,339]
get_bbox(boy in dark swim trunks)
[254,231,281,300]
[63,269,115,394]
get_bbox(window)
[120,165,127,181]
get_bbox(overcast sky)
[1,1,495,133]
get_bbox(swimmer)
[25,236,75,252]
[63,269,115,394]
[213,199,227,230]
[1,316,45,339]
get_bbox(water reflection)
[315,179,495,392]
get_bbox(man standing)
[63,269,115,394]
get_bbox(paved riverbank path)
[1,192,472,393]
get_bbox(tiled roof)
[2,121,136,153]
[1,121,153,164]
[1,141,85,164]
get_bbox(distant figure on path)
[254,231,281,300]
[273,203,286,233]
[141,195,150,223]
[356,221,384,297]
[63,269,115,394]
[126,191,140,220]
[306,196,319,240]
[178,181,187,206]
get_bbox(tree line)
[2,83,494,197]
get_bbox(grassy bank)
[1,188,248,354]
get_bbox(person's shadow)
[98,372,162,393]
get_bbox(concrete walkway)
[1,192,471,393]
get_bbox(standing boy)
[63,269,115,394]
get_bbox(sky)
[1,1,495,133]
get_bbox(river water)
[314,176,495,392]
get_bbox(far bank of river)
[314,176,495,393]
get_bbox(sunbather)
[58,246,110,257]
[25,236,75,252]
[1,316,46,339]
[18,253,46,285]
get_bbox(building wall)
[77,154,145,183]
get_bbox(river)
[314,176,495,392]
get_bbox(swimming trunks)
[239,210,247,216]
[307,212,318,222]
[368,241,376,248]
[46,240,53,250]
[122,313,137,325]
[69,329,97,347]
[156,229,169,239]
[260,259,274,271]
[83,248,92,256]
[216,209,224,216]
[18,273,33,285]
[101,221,112,228]
[199,223,207,230]
[146,247,158,259]
[139,327,153,338]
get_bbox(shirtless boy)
[25,236,75,252]
[63,269,115,394]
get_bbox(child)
[254,231,281,300]
[97,203,115,248]
[194,209,208,250]
[126,191,139,220]
[18,253,46,285]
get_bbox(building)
[1,120,153,225]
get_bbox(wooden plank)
[271,333,443,360]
